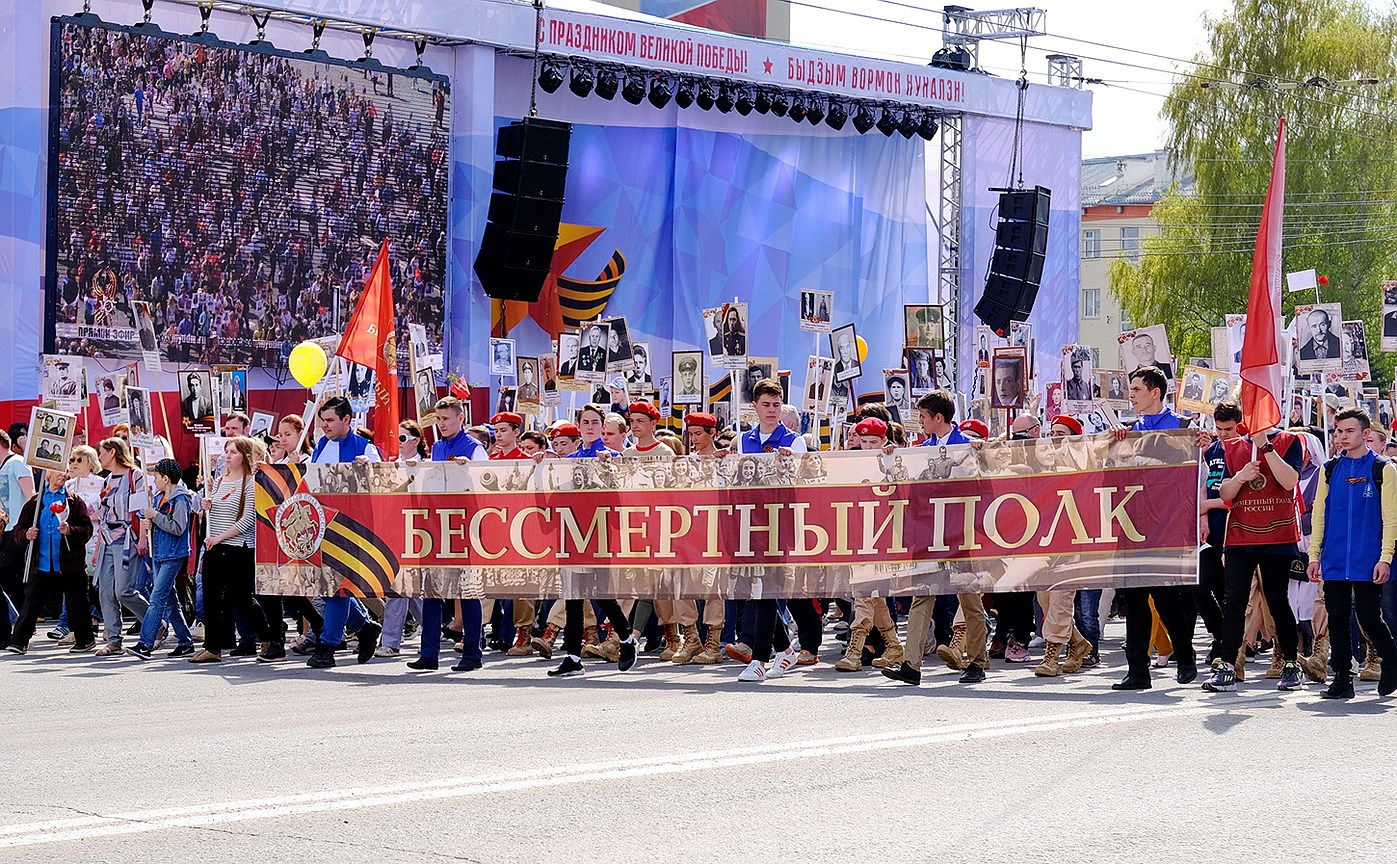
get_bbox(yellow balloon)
[289,341,328,388]
[855,335,869,364]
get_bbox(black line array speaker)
[474,117,573,302]
[973,185,1051,334]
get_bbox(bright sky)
[788,0,1228,158]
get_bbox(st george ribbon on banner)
[255,431,1200,600]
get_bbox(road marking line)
[0,693,1276,848]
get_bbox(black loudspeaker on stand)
[973,185,1051,334]
[474,117,573,303]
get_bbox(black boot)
[306,645,337,669]
[880,661,921,686]
[1321,672,1354,700]
[1380,658,1397,697]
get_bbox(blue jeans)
[139,558,193,647]
[418,598,482,662]
[318,595,371,645]
[1074,589,1103,651]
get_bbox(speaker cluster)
[474,118,573,303]
[538,58,940,140]
[973,186,1052,335]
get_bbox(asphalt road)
[2,620,1394,864]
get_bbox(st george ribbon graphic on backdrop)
[255,431,1198,600]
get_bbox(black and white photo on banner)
[1118,324,1175,384]
[489,337,516,377]
[829,323,860,383]
[40,354,87,413]
[902,347,935,394]
[516,356,540,410]
[904,304,944,349]
[1293,302,1343,373]
[703,302,748,369]
[991,346,1028,409]
[125,385,157,450]
[803,355,833,413]
[799,289,833,333]
[576,321,610,381]
[27,406,76,472]
[1382,280,1397,353]
[625,342,652,392]
[672,351,703,404]
[1060,344,1094,410]
[882,369,911,423]
[602,316,634,372]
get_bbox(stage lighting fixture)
[917,111,939,141]
[622,71,647,104]
[788,94,808,122]
[696,80,717,110]
[596,67,620,100]
[897,109,918,138]
[675,78,696,108]
[876,106,898,136]
[804,96,825,125]
[649,76,674,109]
[754,89,772,114]
[539,60,565,94]
[716,83,736,113]
[852,103,876,134]
[825,100,848,131]
[570,63,595,97]
[770,91,789,117]
[735,87,755,115]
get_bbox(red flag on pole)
[337,238,400,460]
[1239,117,1286,432]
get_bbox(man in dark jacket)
[4,471,95,654]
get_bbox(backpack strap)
[1323,455,1341,485]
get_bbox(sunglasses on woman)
[399,433,418,443]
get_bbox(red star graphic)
[763,57,773,74]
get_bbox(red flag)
[1239,117,1286,432]
[337,238,400,460]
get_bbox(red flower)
[1318,275,1329,286]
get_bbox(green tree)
[1111,0,1397,389]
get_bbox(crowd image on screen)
[51,23,450,369]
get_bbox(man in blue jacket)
[1307,408,1397,699]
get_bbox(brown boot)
[1234,645,1247,682]
[580,626,604,659]
[506,626,534,656]
[530,625,558,660]
[871,625,905,669]
[659,624,680,661]
[936,624,968,670]
[1360,645,1382,682]
[1034,642,1064,677]
[1062,628,1092,674]
[597,631,621,663]
[671,624,703,664]
[1300,635,1329,684]
[835,628,869,672]
[1265,647,1285,679]
[692,628,724,664]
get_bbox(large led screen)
[48,18,450,369]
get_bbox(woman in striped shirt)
[190,437,274,663]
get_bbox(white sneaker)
[191,623,206,642]
[374,645,400,658]
[767,647,799,679]
[737,659,767,682]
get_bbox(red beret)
[684,412,717,429]
[627,400,661,421]
[853,417,888,438]
[1050,414,1083,435]
[490,412,523,427]
[960,419,990,439]
[548,422,580,438]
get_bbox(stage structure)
[0,0,1090,445]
